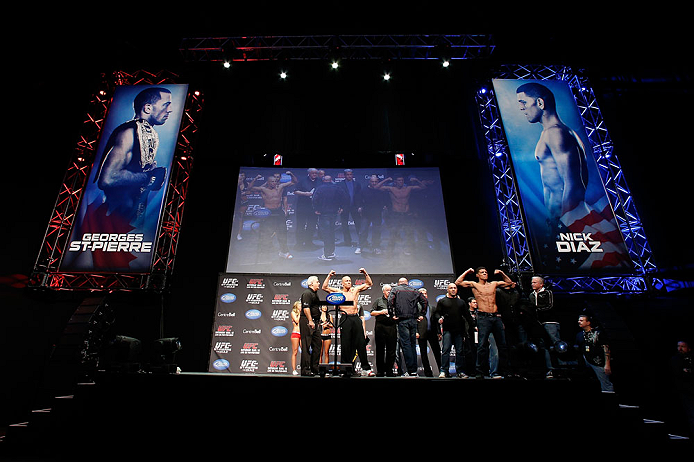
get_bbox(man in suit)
[339,169,362,248]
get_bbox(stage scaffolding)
[475,64,657,293]
[179,34,495,62]
[29,70,202,292]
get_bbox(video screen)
[225,166,454,275]
[492,79,633,274]
[60,84,189,273]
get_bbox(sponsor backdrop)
[208,273,460,375]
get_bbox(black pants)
[300,316,321,375]
[295,207,318,246]
[374,322,397,376]
[340,315,370,370]
[418,332,442,377]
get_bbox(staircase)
[1,374,690,458]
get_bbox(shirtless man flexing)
[375,175,426,213]
[516,82,588,222]
[322,268,374,375]
[322,268,373,314]
[247,171,298,259]
[455,267,514,378]
[375,175,426,255]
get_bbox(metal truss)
[29,70,202,292]
[475,64,656,293]
[179,34,495,62]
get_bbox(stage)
[2,369,685,459]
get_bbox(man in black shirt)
[313,174,348,260]
[436,283,472,378]
[371,284,397,376]
[293,168,320,249]
[338,169,362,247]
[300,275,323,376]
[530,276,562,378]
[576,314,613,392]
[388,277,427,376]
[416,288,442,377]
[357,175,388,254]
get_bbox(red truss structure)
[29,70,203,292]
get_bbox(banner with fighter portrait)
[492,79,633,275]
[60,84,188,273]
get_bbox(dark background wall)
[2,6,692,431]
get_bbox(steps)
[1,374,690,457]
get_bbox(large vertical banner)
[60,84,188,272]
[492,79,633,274]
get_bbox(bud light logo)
[220,293,237,303]
[408,279,424,289]
[436,294,446,302]
[252,207,271,217]
[212,359,230,371]
[245,309,262,320]
[272,326,289,337]
[326,293,346,305]
[301,279,309,288]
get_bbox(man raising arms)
[247,171,298,259]
[455,267,514,378]
[322,268,374,376]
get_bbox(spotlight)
[552,340,569,354]
[442,59,450,68]
[102,335,142,373]
[280,71,288,79]
[383,73,391,81]
[331,61,339,70]
[223,61,231,69]
[150,337,182,374]
[525,341,539,354]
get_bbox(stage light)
[553,340,569,354]
[102,335,142,373]
[525,341,539,354]
[331,61,339,69]
[442,59,450,68]
[280,71,288,79]
[223,61,231,69]
[383,73,391,81]
[150,337,182,374]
